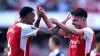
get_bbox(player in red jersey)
[90,33,100,56]
[38,7,95,56]
[6,6,60,56]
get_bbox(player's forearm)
[42,15,53,28]
[49,26,60,36]
[34,17,41,28]
[36,26,60,37]
[56,22,76,35]
[62,19,68,24]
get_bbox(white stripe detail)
[82,27,94,55]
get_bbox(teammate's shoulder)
[16,23,37,30]
[82,27,94,33]
[16,23,29,27]
[91,49,96,56]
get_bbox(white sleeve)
[81,27,94,40]
[21,25,40,37]
[90,49,96,56]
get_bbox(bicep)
[72,29,84,37]
[81,28,94,40]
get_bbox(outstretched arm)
[52,19,84,37]
[36,26,60,37]
[50,12,71,36]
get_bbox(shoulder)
[56,51,64,56]
[49,52,53,56]
[16,23,37,29]
[81,27,95,40]
[82,27,94,34]
[91,49,96,56]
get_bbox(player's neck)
[52,46,59,51]
[20,19,29,24]
[20,19,26,23]
[97,49,100,53]
[81,22,87,29]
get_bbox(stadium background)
[0,0,100,56]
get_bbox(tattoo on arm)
[34,17,41,28]
[36,26,60,37]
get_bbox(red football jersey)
[7,21,40,56]
[68,27,95,56]
[90,49,100,56]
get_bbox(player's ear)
[82,17,86,21]
[25,14,30,19]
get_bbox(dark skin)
[20,6,60,37]
[20,12,35,25]
[34,4,41,28]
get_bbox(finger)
[50,18,54,22]
[66,12,71,20]
[67,12,70,18]
[39,7,43,11]
[49,18,52,22]
[36,3,40,11]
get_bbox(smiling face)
[72,16,86,29]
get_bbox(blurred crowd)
[0,0,100,13]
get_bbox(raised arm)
[37,5,72,36]
[34,16,41,28]
[37,6,53,28]
[34,4,41,28]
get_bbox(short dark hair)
[96,33,100,43]
[19,6,34,18]
[51,35,60,46]
[71,8,87,18]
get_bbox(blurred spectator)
[57,0,72,12]
[0,0,6,10]
[0,0,100,12]
[30,44,40,56]
[37,0,46,5]
[74,0,99,13]
[5,0,17,10]
[90,33,100,56]
[0,31,4,53]
[48,35,65,56]
[0,31,3,40]
[95,0,100,12]
[17,0,37,10]
[3,47,8,56]
[41,0,58,11]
